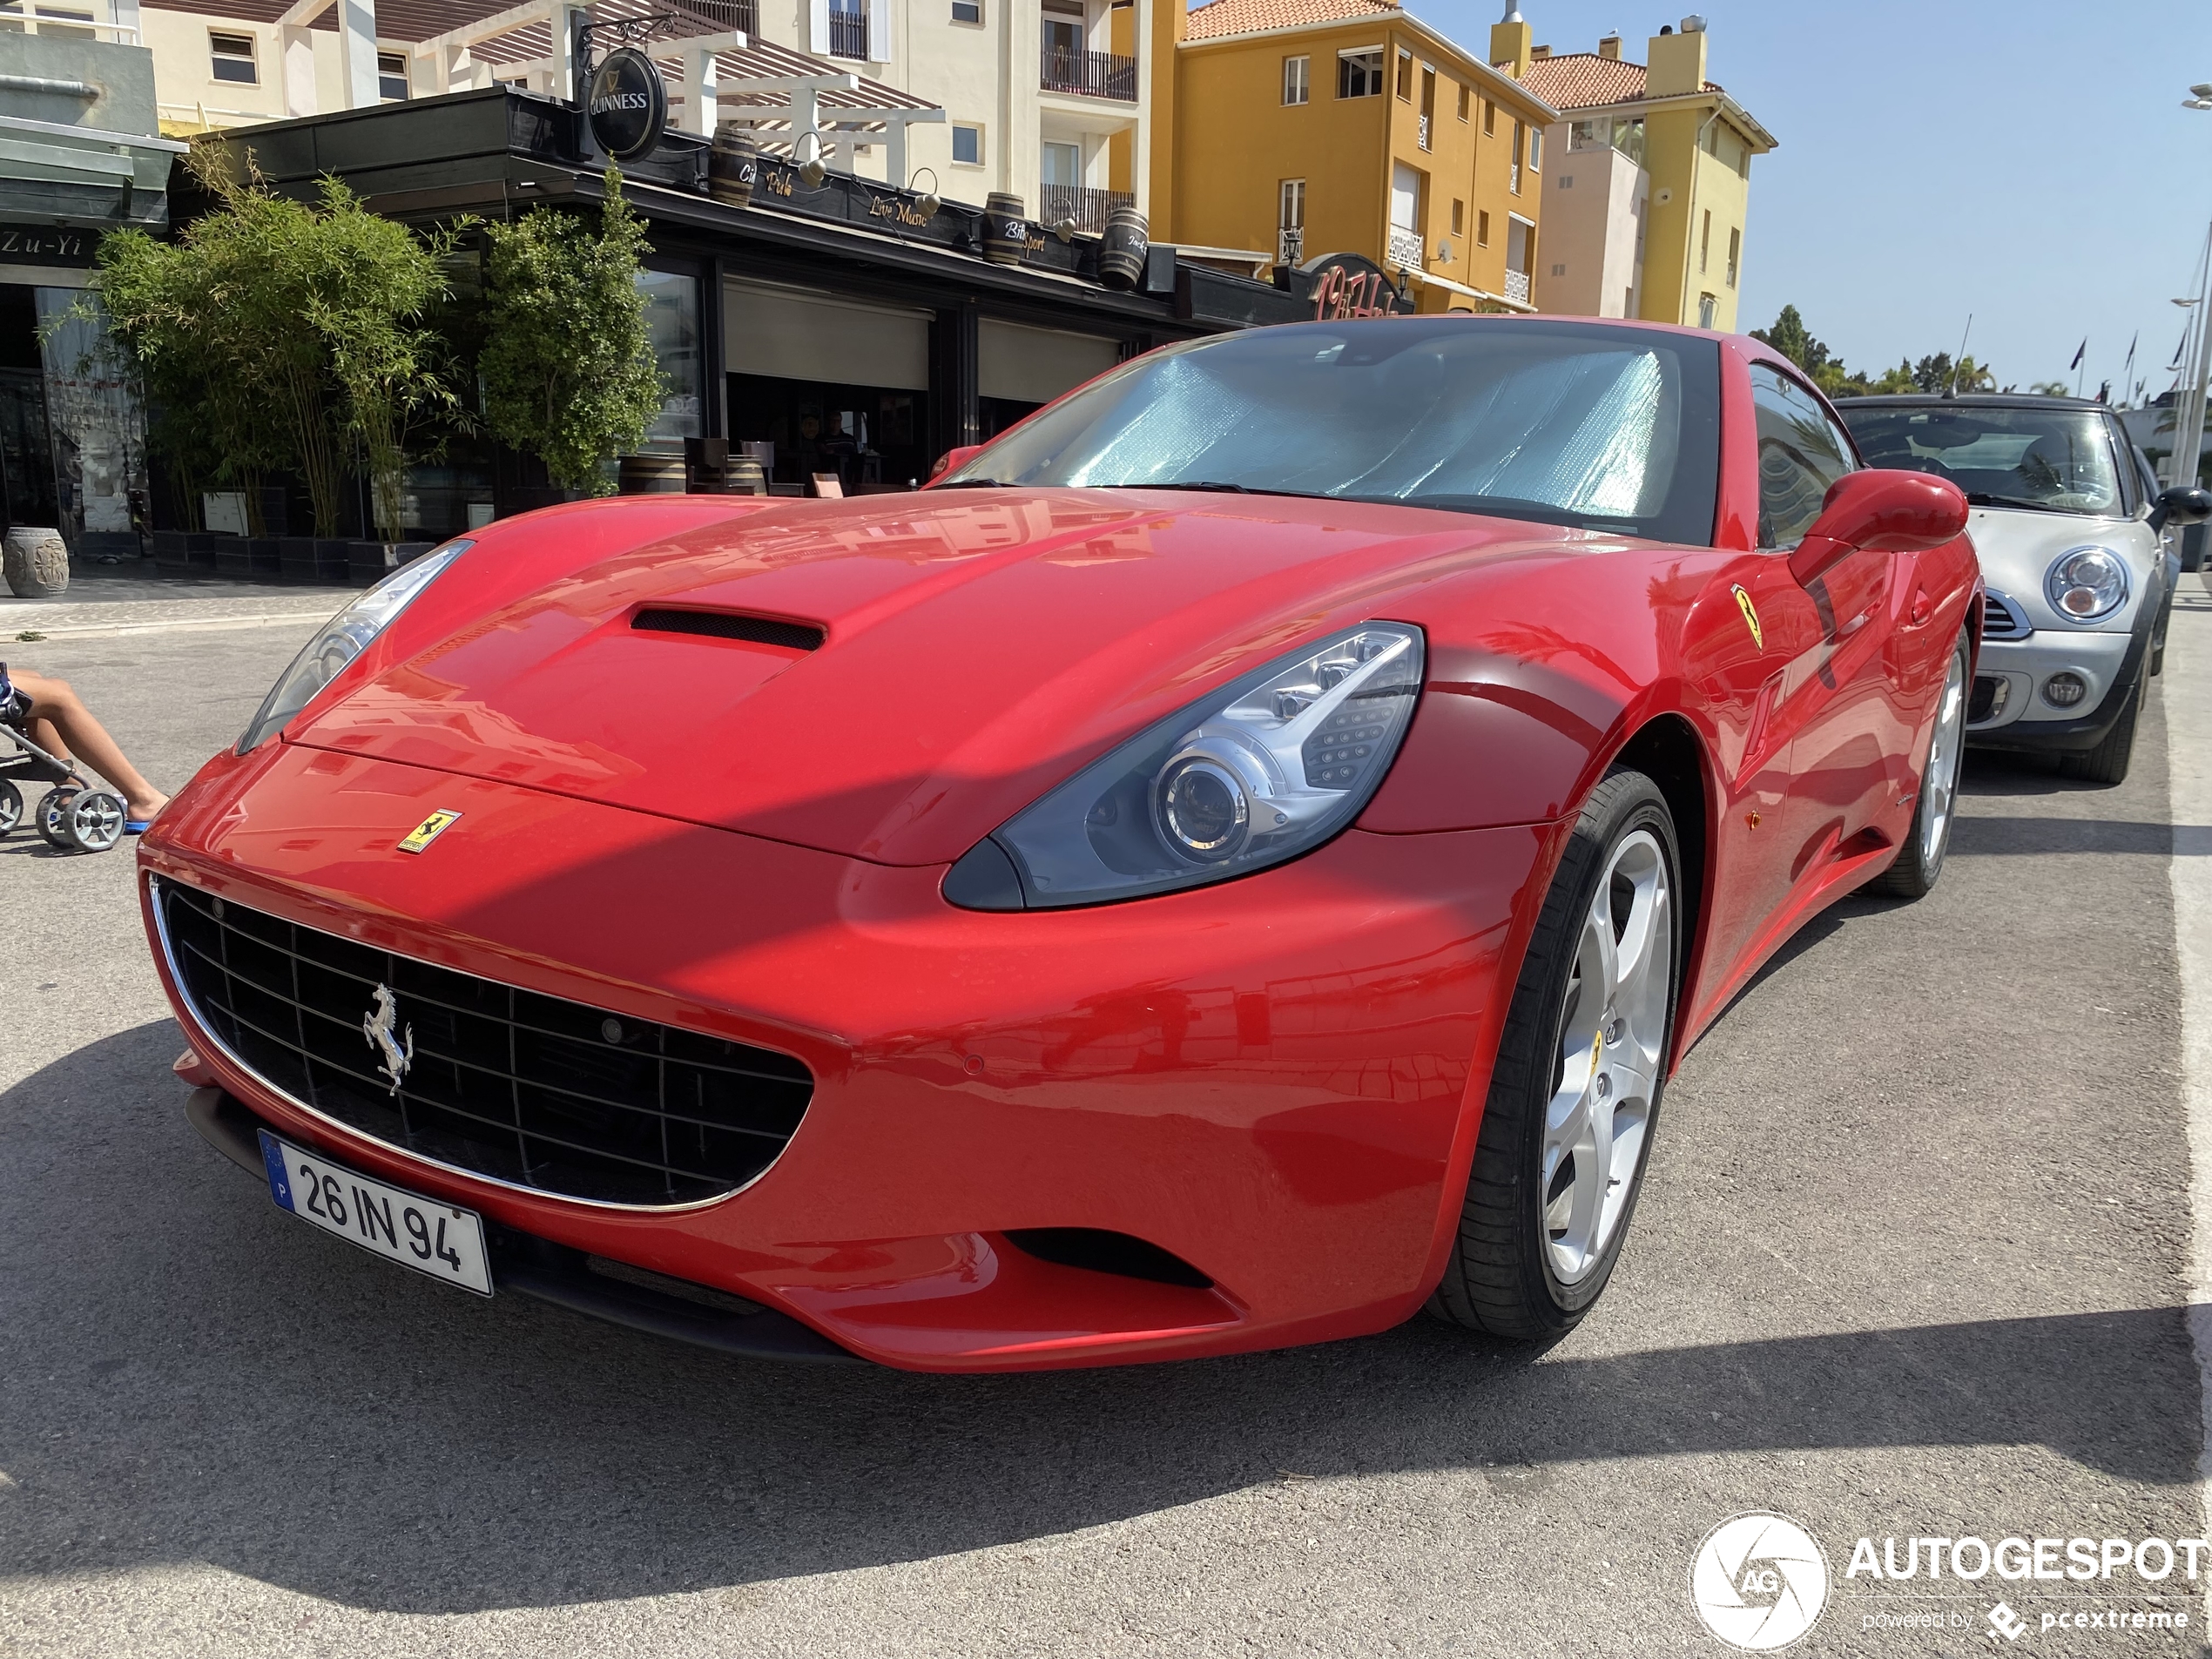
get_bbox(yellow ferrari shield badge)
[396,809,462,854]
[1731,583,1764,651]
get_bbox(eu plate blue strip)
[257,1129,295,1212]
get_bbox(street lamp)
[2172,90,2212,487]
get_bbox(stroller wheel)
[65,790,126,853]
[0,778,19,836]
[37,786,78,849]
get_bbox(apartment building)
[1163,0,1554,311]
[1517,14,1774,329]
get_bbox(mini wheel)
[0,778,20,836]
[36,786,78,849]
[64,790,126,853]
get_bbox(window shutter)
[867,0,892,63]
[808,0,830,55]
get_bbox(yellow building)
[1158,0,1557,313]
[1519,18,1774,330]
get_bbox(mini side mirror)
[927,444,984,485]
[2150,484,2212,533]
[1788,469,1968,588]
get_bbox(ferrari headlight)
[2044,546,2128,624]
[239,543,469,752]
[945,623,1424,910]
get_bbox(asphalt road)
[2,570,2208,1658]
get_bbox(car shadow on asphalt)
[0,1019,2197,1615]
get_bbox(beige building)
[1515,14,1773,329]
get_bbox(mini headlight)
[239,542,469,752]
[945,622,1425,909]
[2044,546,2128,624]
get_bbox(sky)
[1399,0,2212,401]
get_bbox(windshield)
[1838,405,2124,516]
[947,319,1722,544]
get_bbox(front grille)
[157,879,813,1206]
[1982,591,2031,640]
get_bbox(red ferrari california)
[145,316,1977,1371]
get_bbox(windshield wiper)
[1964,492,2072,515]
[1095,481,1343,500]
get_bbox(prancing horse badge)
[1730,584,1764,651]
[397,809,462,853]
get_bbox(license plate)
[258,1130,493,1296]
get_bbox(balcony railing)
[1277,226,1304,266]
[1417,113,1431,151]
[826,9,868,58]
[1504,268,1530,303]
[1386,225,1423,269]
[1041,44,1136,101]
[1040,181,1135,235]
[1509,162,1521,194]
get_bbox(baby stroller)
[0,664,128,853]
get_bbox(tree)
[476,172,664,495]
[1749,304,1838,377]
[96,145,463,536]
[2028,380,2073,397]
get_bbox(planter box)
[185,534,222,570]
[245,538,284,579]
[280,537,351,585]
[152,531,193,573]
[391,541,438,565]
[212,536,254,577]
[347,541,396,584]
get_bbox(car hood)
[291,489,1575,865]
[1965,507,2156,629]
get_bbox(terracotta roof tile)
[1520,51,1723,110]
[1184,0,1400,44]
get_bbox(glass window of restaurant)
[724,280,933,492]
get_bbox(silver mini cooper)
[1838,395,2209,784]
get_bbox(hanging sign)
[1298,252,1406,320]
[587,47,667,160]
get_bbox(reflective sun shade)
[948,624,1424,909]
[239,543,469,752]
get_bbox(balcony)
[826,9,868,58]
[1417,112,1431,151]
[1385,224,1423,269]
[1040,181,1134,234]
[1509,162,1521,194]
[1504,268,1530,303]
[1041,44,1136,102]
[1277,226,1304,266]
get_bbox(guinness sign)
[587,47,666,160]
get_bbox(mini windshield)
[946,319,1722,544]
[1838,405,2123,516]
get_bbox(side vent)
[1003,1227,1214,1288]
[632,609,826,651]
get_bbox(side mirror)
[927,444,984,485]
[1788,469,1968,587]
[2149,484,2212,533]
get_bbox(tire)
[1875,629,1968,900]
[2058,675,2141,786]
[0,778,19,836]
[1428,768,1680,1339]
[36,786,78,850]
[64,789,125,853]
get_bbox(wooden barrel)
[617,453,686,495]
[981,192,1029,266]
[726,456,767,496]
[709,125,758,209]
[1097,204,1150,290]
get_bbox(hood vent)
[632,609,826,651]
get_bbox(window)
[1395,49,1413,100]
[1726,226,1740,288]
[1279,178,1305,230]
[1477,209,1490,246]
[1837,404,2126,518]
[1750,363,1856,549]
[1568,118,1603,150]
[1042,140,1082,188]
[1510,120,1523,191]
[1282,54,1308,105]
[1699,210,1710,274]
[1337,49,1382,98]
[1527,126,1541,169]
[636,268,703,448]
[209,30,257,84]
[1450,199,1463,235]
[1456,83,1468,121]
[952,123,983,165]
[1389,161,1420,232]
[1550,262,1566,276]
[1482,98,1495,135]
[1698,293,1718,328]
[953,0,981,22]
[1558,174,1573,189]
[377,50,408,101]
